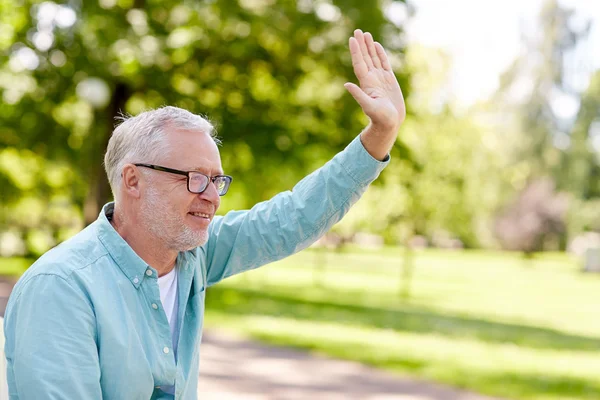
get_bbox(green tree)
[562,70,600,199]
[0,0,410,255]
[481,0,595,251]
[492,0,591,183]
[562,70,600,242]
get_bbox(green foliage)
[482,0,598,250]
[561,70,600,199]
[334,109,504,248]
[0,257,33,277]
[0,0,409,255]
[0,147,83,256]
[0,0,408,213]
[500,0,590,181]
[2,0,597,254]
[566,197,600,238]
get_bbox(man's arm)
[4,274,102,399]
[202,30,405,285]
[203,135,388,285]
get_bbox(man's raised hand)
[344,29,406,160]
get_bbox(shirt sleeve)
[4,274,102,399]
[203,135,390,286]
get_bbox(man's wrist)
[359,123,398,161]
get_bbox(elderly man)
[4,30,405,399]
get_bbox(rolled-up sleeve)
[204,135,390,286]
[4,274,101,399]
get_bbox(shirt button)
[152,303,158,310]
[133,277,139,284]
[146,269,153,276]
[163,347,170,354]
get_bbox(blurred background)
[1,0,599,399]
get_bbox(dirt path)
[198,330,504,400]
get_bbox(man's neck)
[110,207,177,277]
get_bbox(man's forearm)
[203,135,390,286]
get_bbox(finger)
[375,42,392,71]
[349,37,368,79]
[344,82,372,111]
[354,29,374,70]
[364,32,382,69]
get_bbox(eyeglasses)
[134,163,233,196]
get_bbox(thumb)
[344,83,372,111]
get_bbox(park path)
[0,278,503,400]
[197,329,503,400]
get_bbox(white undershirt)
[157,267,180,394]
[158,267,180,356]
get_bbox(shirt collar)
[95,202,151,289]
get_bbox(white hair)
[104,106,220,201]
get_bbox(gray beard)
[140,186,208,251]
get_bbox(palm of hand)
[359,68,405,130]
[345,30,406,132]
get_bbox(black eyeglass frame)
[133,163,233,196]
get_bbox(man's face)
[138,128,223,251]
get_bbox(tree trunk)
[400,243,414,300]
[83,82,131,225]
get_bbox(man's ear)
[121,164,141,199]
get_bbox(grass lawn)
[204,247,600,400]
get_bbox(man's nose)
[198,180,220,206]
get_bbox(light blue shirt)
[3,136,388,399]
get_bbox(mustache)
[189,200,216,214]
